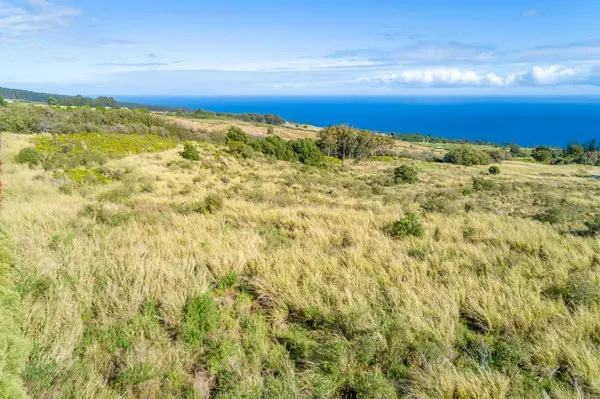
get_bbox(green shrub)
[393,165,419,184]
[252,136,298,162]
[180,143,200,161]
[488,166,501,175]
[531,146,554,163]
[225,126,249,144]
[443,145,491,166]
[181,294,219,348]
[227,141,255,158]
[16,147,43,166]
[421,194,457,214]
[472,176,497,191]
[387,212,424,238]
[486,150,512,163]
[291,139,324,166]
[267,126,274,135]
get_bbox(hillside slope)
[2,129,600,398]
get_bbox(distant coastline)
[114,95,600,147]
[3,86,600,147]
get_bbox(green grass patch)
[34,133,177,157]
[0,225,30,399]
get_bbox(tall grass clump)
[0,226,30,399]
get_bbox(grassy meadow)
[2,109,600,398]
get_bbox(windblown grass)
[1,132,600,398]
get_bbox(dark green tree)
[291,139,323,165]
[531,146,554,163]
[225,126,249,144]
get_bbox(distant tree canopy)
[0,102,195,140]
[532,146,556,163]
[0,87,288,122]
[507,143,523,156]
[225,126,324,166]
[391,132,502,147]
[0,95,6,107]
[184,109,286,125]
[443,145,491,166]
[317,125,394,160]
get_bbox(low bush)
[174,194,224,215]
[393,165,419,184]
[421,194,458,214]
[180,294,219,348]
[486,149,512,163]
[252,136,298,162]
[225,126,249,144]
[227,141,255,158]
[472,176,497,191]
[291,139,324,166]
[444,145,491,166]
[387,212,424,238]
[488,166,501,175]
[531,146,555,163]
[16,147,43,166]
[180,142,200,161]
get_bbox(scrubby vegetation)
[0,103,194,140]
[443,145,491,166]
[317,125,394,160]
[2,104,600,398]
[393,165,419,184]
[0,165,29,398]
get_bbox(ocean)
[113,96,600,148]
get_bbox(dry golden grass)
[2,132,600,398]
[168,116,319,140]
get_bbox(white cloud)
[359,68,509,87]
[358,65,593,88]
[0,0,80,38]
[513,65,578,85]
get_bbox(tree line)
[531,139,600,165]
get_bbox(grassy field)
[2,121,600,398]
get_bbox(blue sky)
[2,0,600,95]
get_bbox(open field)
[1,124,600,398]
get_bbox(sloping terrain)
[1,123,600,398]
